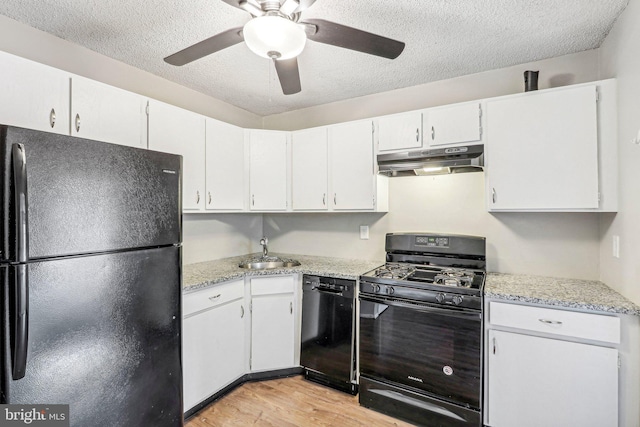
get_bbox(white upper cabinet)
[377,111,422,152]
[485,83,603,211]
[249,130,289,211]
[329,120,377,211]
[291,127,329,210]
[70,76,147,148]
[148,100,206,211]
[424,101,483,148]
[0,51,70,135]
[205,118,246,211]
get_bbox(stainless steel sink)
[238,258,301,270]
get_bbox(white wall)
[263,51,603,280]
[182,214,262,265]
[598,0,640,305]
[264,174,601,279]
[263,50,599,130]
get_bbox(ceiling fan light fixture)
[243,15,307,60]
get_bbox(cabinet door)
[377,112,422,152]
[486,85,599,210]
[0,51,69,135]
[205,118,245,210]
[183,298,246,411]
[329,121,375,210]
[425,102,482,147]
[249,130,288,211]
[251,294,295,371]
[70,76,146,148]
[292,127,328,210]
[487,330,618,427]
[148,100,205,211]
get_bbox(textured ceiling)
[0,0,629,116]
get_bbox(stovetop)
[359,262,485,310]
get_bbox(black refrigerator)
[0,125,183,426]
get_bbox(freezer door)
[0,246,183,427]
[1,125,181,261]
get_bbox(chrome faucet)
[260,236,269,258]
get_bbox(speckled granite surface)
[183,252,382,293]
[486,273,640,316]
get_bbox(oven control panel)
[415,236,449,248]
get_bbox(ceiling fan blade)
[302,19,405,59]
[274,57,302,95]
[164,27,244,66]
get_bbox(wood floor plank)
[185,376,414,426]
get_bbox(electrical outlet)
[360,225,369,240]
[612,235,620,258]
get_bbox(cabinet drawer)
[251,276,295,296]
[489,302,620,344]
[184,279,244,317]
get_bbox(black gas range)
[358,233,486,427]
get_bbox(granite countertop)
[184,254,640,316]
[183,252,382,293]
[486,273,640,316]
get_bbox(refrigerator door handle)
[12,264,29,380]
[12,143,29,263]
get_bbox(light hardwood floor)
[185,376,414,426]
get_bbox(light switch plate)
[360,225,369,240]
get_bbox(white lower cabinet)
[182,280,246,411]
[485,301,619,427]
[250,276,297,372]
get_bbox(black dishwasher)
[301,275,358,394]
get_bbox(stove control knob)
[453,295,464,306]
[387,287,395,295]
[436,293,446,303]
[372,284,381,293]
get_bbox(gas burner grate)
[433,268,475,288]
[373,263,415,280]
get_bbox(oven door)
[359,295,482,409]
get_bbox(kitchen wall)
[598,0,640,305]
[263,51,604,280]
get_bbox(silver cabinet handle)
[196,191,200,204]
[75,113,81,132]
[492,188,496,204]
[208,192,212,205]
[539,319,563,325]
[492,337,497,355]
[416,128,420,142]
[322,193,326,206]
[252,194,255,206]
[289,302,293,314]
[240,305,245,318]
[334,193,337,205]
[431,126,435,140]
[208,294,221,301]
[49,108,56,128]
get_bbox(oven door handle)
[359,295,482,320]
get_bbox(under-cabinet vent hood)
[377,145,484,177]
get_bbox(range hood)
[377,144,484,177]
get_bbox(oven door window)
[359,296,482,409]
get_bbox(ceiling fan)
[164,0,405,95]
